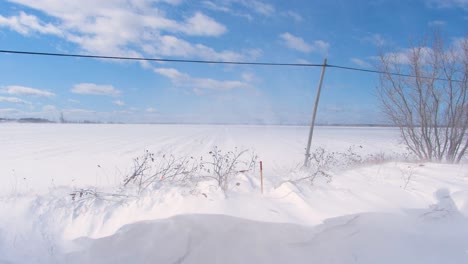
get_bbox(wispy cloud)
[241,72,258,82]
[378,47,434,65]
[202,1,232,12]
[71,83,121,97]
[362,33,386,46]
[428,20,447,26]
[142,35,252,61]
[236,0,275,16]
[42,105,57,111]
[426,0,468,9]
[113,100,125,106]
[202,0,274,19]
[0,11,62,36]
[0,96,30,104]
[282,11,303,22]
[181,12,227,36]
[279,33,329,54]
[296,58,311,64]
[146,107,157,113]
[154,68,252,93]
[2,85,55,97]
[202,1,253,20]
[351,58,372,68]
[63,108,96,114]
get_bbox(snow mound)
[65,209,468,264]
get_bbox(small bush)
[122,150,199,194]
[293,145,411,185]
[200,146,257,191]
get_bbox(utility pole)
[304,58,327,167]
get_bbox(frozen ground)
[0,124,467,263]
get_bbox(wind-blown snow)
[0,124,467,263]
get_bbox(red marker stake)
[260,161,263,194]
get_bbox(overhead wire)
[0,49,464,83]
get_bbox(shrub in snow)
[70,147,258,201]
[70,188,130,204]
[122,150,199,195]
[200,146,257,192]
[293,145,412,185]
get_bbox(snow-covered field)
[1,123,468,263]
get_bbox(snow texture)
[0,124,467,263]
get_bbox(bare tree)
[378,34,468,163]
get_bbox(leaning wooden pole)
[304,58,327,167]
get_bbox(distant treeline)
[0,118,112,124]
[0,117,54,123]
[0,117,394,127]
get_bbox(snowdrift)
[1,124,468,263]
[66,208,468,264]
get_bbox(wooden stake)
[260,161,263,194]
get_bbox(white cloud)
[235,0,275,16]
[362,33,386,46]
[2,85,55,97]
[2,0,237,61]
[375,38,467,66]
[113,100,125,106]
[282,11,303,22]
[313,40,330,55]
[42,105,57,111]
[71,83,121,97]
[155,0,183,5]
[0,11,62,36]
[241,72,256,82]
[380,47,434,65]
[202,1,253,20]
[351,58,372,68]
[428,20,447,26]
[426,0,468,9]
[451,37,467,59]
[0,96,30,104]
[180,12,226,36]
[279,33,329,54]
[280,33,312,53]
[63,108,96,114]
[202,1,232,12]
[146,107,157,113]
[144,35,246,61]
[296,58,311,64]
[154,67,252,92]
[202,0,274,20]
[0,0,269,67]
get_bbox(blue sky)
[0,0,466,124]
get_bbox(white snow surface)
[0,124,468,263]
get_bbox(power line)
[0,49,463,82]
[325,64,463,83]
[0,49,323,67]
